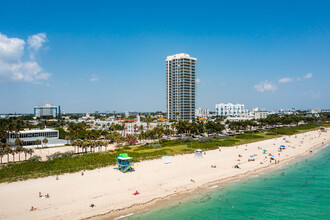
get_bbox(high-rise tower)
[166,53,196,121]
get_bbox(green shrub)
[28,155,42,161]
[214,135,230,140]
[152,143,162,149]
[159,139,169,144]
[183,137,194,142]
[46,151,74,161]
[199,137,213,143]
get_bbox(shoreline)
[0,129,329,220]
[90,133,330,220]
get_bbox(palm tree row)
[71,140,109,153]
[0,143,34,164]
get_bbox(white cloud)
[0,33,51,83]
[0,33,25,62]
[304,73,313,79]
[90,74,99,82]
[196,78,201,83]
[279,77,293,83]
[27,33,47,60]
[27,33,47,51]
[254,81,277,92]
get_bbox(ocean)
[127,145,330,220]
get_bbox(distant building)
[249,108,269,119]
[125,111,139,117]
[34,104,60,118]
[311,108,321,114]
[166,53,196,121]
[113,110,118,114]
[106,110,110,114]
[195,108,209,118]
[7,129,66,148]
[215,103,247,116]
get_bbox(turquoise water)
[129,145,330,220]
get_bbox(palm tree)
[65,136,70,144]
[72,140,77,153]
[145,115,153,130]
[96,140,103,152]
[23,148,29,161]
[90,141,96,153]
[82,141,89,153]
[11,148,16,162]
[0,149,4,164]
[138,131,145,144]
[102,141,108,152]
[4,146,12,163]
[35,139,42,148]
[170,123,176,136]
[139,125,144,133]
[42,138,48,147]
[133,124,138,136]
[28,148,34,159]
[15,138,22,147]
[16,146,23,161]
[77,140,83,154]
[115,135,124,147]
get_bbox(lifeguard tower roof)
[118,153,132,160]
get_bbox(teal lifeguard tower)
[117,153,134,173]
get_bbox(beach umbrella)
[263,150,267,152]
[250,155,254,158]
[270,155,275,158]
[280,145,286,148]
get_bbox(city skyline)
[0,0,329,114]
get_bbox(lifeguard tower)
[194,149,203,158]
[117,153,134,173]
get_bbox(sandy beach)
[0,129,329,220]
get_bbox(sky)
[0,0,329,114]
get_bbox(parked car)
[129,139,138,144]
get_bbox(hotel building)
[34,104,61,118]
[166,53,196,121]
[215,103,248,116]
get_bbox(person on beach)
[30,206,37,211]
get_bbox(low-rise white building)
[7,129,66,148]
[215,103,248,116]
[249,107,269,119]
[195,108,210,118]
